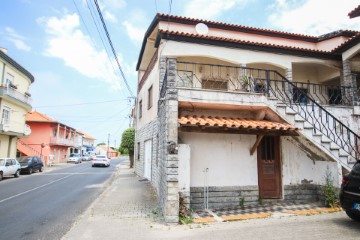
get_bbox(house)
[78,131,96,155]
[134,13,360,223]
[95,145,117,158]
[19,111,79,164]
[0,48,34,158]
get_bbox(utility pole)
[107,133,110,158]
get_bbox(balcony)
[173,61,359,107]
[0,85,32,107]
[50,137,76,147]
[0,119,30,136]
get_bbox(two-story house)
[135,14,360,222]
[19,111,78,164]
[0,48,33,158]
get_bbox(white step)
[285,107,296,115]
[303,122,313,129]
[329,142,340,150]
[321,136,331,143]
[294,115,304,122]
[339,149,349,157]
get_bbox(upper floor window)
[5,73,16,89]
[148,85,153,109]
[1,107,10,124]
[139,100,143,118]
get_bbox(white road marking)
[0,175,71,204]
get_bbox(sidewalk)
[62,160,168,240]
[62,161,345,240]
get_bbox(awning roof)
[178,115,299,136]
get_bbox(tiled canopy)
[178,115,298,135]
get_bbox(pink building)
[18,111,78,164]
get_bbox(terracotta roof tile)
[157,13,318,39]
[26,111,56,122]
[178,115,298,132]
[348,5,360,18]
[159,30,336,54]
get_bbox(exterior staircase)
[273,103,355,172]
[17,139,41,157]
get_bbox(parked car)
[17,156,44,174]
[340,161,360,221]
[92,155,110,167]
[67,153,82,164]
[0,158,21,181]
[82,154,91,161]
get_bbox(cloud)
[183,0,249,20]
[268,0,360,35]
[4,27,31,52]
[38,13,125,91]
[122,21,146,42]
[104,11,117,23]
[102,0,126,10]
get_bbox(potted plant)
[241,75,250,92]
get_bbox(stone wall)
[190,186,259,210]
[284,184,321,203]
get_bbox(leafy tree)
[120,128,135,168]
[96,142,106,146]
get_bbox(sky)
[0,0,359,147]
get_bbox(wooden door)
[257,136,281,199]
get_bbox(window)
[148,85,153,109]
[1,107,10,124]
[139,100,143,118]
[53,129,57,137]
[137,142,140,160]
[293,88,308,104]
[5,73,14,86]
[202,79,228,90]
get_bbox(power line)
[154,0,158,12]
[34,99,127,108]
[93,0,134,98]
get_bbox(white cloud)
[38,13,124,91]
[102,0,126,10]
[268,0,360,35]
[183,0,248,20]
[104,11,117,23]
[122,21,146,42]
[4,27,31,52]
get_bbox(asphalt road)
[0,157,125,240]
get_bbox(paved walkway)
[61,160,347,240]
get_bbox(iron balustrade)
[174,61,360,161]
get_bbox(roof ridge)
[159,29,333,54]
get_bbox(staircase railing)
[17,139,41,156]
[175,61,360,162]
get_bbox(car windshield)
[70,153,80,157]
[18,156,31,163]
[96,156,106,159]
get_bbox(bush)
[321,167,339,208]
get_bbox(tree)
[96,142,106,146]
[120,128,135,168]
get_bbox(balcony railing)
[0,85,32,106]
[50,137,76,146]
[170,61,360,162]
[176,61,359,106]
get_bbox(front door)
[257,136,281,199]
[144,140,152,180]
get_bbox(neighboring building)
[95,145,117,158]
[19,111,78,164]
[0,48,34,158]
[79,131,96,155]
[135,14,360,222]
[348,5,360,18]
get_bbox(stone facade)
[190,186,259,210]
[284,184,321,203]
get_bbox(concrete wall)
[0,135,17,158]
[282,137,339,186]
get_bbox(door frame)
[257,135,282,199]
[144,139,152,180]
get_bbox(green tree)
[96,142,106,146]
[120,128,135,168]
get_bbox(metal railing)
[49,137,76,146]
[0,86,32,105]
[174,61,360,161]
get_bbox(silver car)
[0,158,21,181]
[67,153,82,164]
